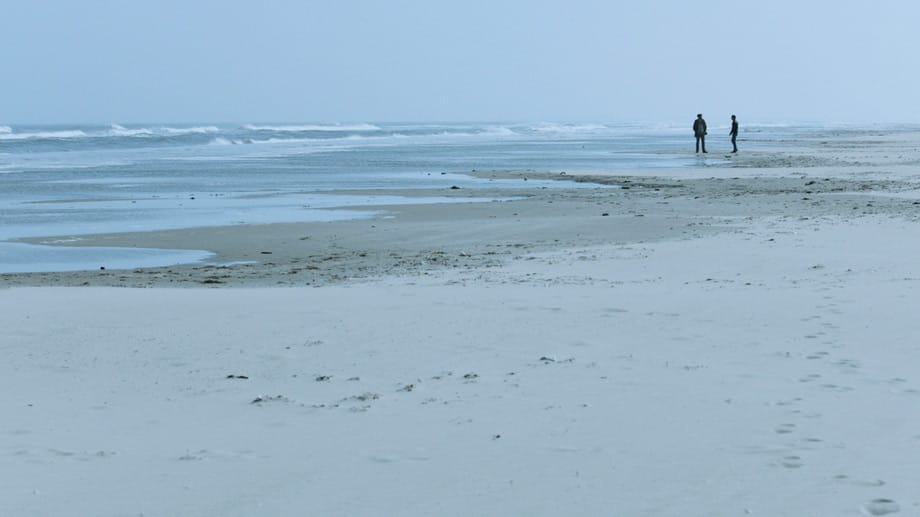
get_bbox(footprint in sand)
[780,455,803,469]
[799,373,822,383]
[774,423,797,434]
[806,351,830,360]
[861,498,900,515]
[47,449,116,462]
[885,379,915,394]
[835,476,885,488]
[178,449,257,462]
[834,359,861,369]
[821,383,855,392]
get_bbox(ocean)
[0,121,844,273]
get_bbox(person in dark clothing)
[693,114,707,153]
[730,114,739,153]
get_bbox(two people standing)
[692,114,739,153]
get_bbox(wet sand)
[3,166,918,287]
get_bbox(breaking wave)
[162,126,219,135]
[109,124,220,137]
[0,129,89,140]
[0,125,222,141]
[242,123,382,132]
[528,122,610,134]
[108,124,154,137]
[210,137,251,146]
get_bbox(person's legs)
[731,135,737,153]
[701,136,707,153]
[696,136,700,153]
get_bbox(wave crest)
[108,124,220,137]
[529,123,609,134]
[163,126,219,135]
[109,124,154,137]
[0,129,89,140]
[209,137,255,145]
[242,123,381,132]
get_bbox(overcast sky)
[2,0,918,124]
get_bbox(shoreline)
[6,126,920,285]
[2,168,918,287]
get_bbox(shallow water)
[0,121,903,272]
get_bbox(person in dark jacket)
[693,114,707,153]
[729,114,739,153]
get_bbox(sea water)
[0,121,854,273]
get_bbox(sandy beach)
[4,131,920,516]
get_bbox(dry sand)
[4,131,920,516]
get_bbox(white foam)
[0,125,12,134]
[209,136,255,145]
[213,134,377,146]
[0,129,88,140]
[242,123,381,132]
[481,125,518,136]
[108,124,154,137]
[529,122,609,134]
[105,124,220,137]
[162,126,219,135]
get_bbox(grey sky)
[2,0,918,124]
